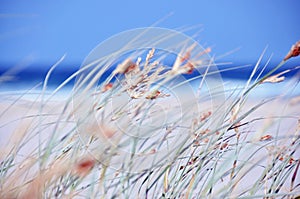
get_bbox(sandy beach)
[0,82,299,198]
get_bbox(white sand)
[0,88,299,198]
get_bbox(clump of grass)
[0,30,299,199]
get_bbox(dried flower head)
[183,62,195,74]
[200,111,212,122]
[74,158,95,177]
[262,75,285,84]
[219,142,229,150]
[260,134,273,141]
[284,40,300,61]
[101,83,113,92]
[113,58,137,74]
[261,68,292,84]
[145,90,169,100]
[278,155,295,165]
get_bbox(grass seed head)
[102,83,113,92]
[284,40,300,61]
[74,158,95,177]
[260,134,273,141]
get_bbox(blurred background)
[0,0,299,90]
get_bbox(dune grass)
[0,33,299,199]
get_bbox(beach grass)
[0,35,299,198]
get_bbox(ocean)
[0,61,299,99]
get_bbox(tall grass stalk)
[0,35,299,198]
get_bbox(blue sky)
[0,0,299,68]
